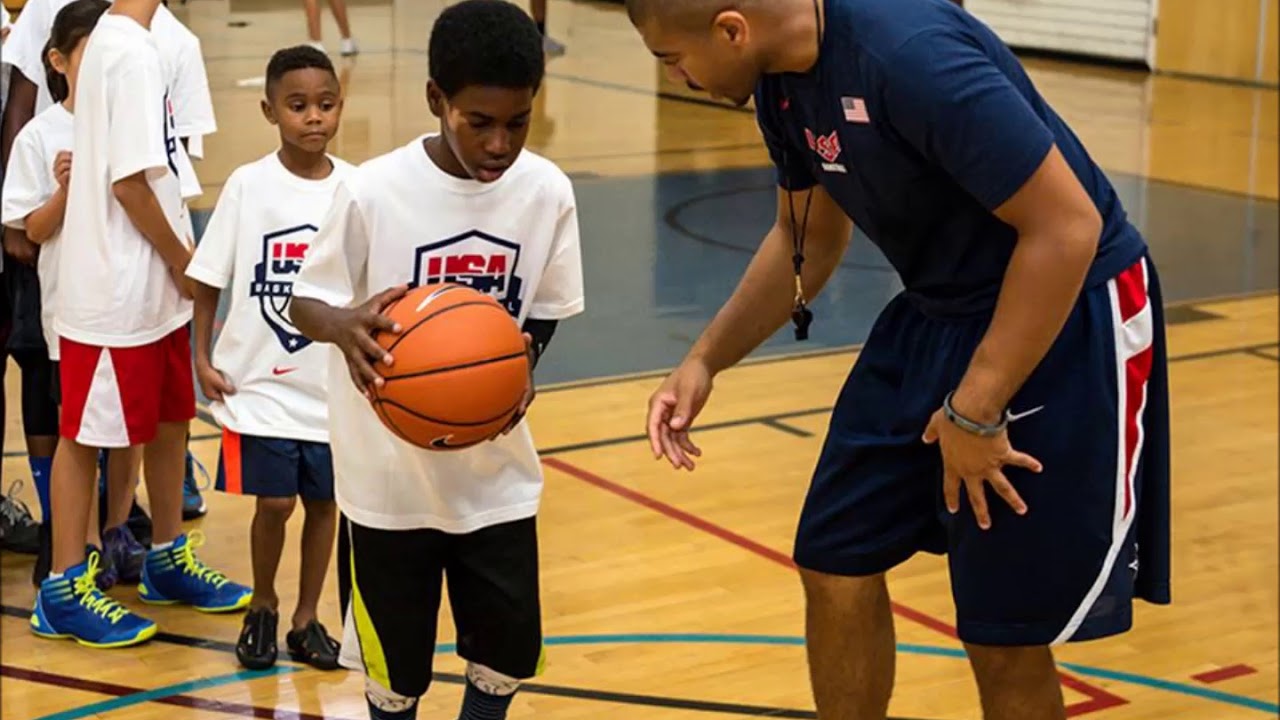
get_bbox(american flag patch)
[842,96,870,124]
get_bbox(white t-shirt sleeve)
[108,54,171,184]
[293,181,369,309]
[2,0,50,89]
[527,181,585,320]
[171,35,216,143]
[185,172,240,289]
[1,127,53,230]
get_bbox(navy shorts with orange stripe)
[793,254,1172,647]
[215,429,334,500]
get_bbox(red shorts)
[59,326,196,447]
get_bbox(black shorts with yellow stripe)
[337,515,543,698]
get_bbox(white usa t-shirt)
[186,152,353,443]
[3,0,213,199]
[56,14,189,348]
[293,136,585,533]
[1,103,73,360]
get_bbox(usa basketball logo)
[163,91,179,178]
[412,230,525,317]
[804,128,847,174]
[252,224,315,352]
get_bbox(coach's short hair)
[625,0,754,29]
[428,0,544,98]
[265,45,337,98]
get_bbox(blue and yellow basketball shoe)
[138,532,252,613]
[30,551,157,648]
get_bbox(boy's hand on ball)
[498,332,537,437]
[336,284,406,396]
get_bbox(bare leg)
[143,421,189,546]
[800,569,896,719]
[966,644,1066,720]
[326,0,352,40]
[50,440,98,573]
[531,0,546,24]
[250,496,296,612]
[293,498,337,629]
[85,467,101,548]
[304,0,322,42]
[103,447,142,530]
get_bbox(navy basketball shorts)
[214,429,335,500]
[794,255,1172,647]
[336,516,543,698]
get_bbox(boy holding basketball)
[186,45,351,671]
[290,1,583,717]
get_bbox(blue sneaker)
[30,553,157,648]
[138,532,251,612]
[182,451,208,520]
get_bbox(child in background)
[31,0,248,649]
[0,0,134,590]
[187,45,350,671]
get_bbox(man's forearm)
[113,175,189,269]
[690,222,847,375]
[951,228,1097,422]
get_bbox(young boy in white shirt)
[1,0,117,589]
[187,45,351,672]
[30,0,249,649]
[290,2,583,717]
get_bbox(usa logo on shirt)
[805,128,847,174]
[252,224,315,353]
[163,91,179,178]
[411,230,525,317]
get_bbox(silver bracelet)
[942,391,1008,437]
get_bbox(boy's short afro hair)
[265,45,337,98]
[428,0,545,98]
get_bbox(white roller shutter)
[966,0,1158,66]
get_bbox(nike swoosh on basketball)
[1007,405,1045,422]
[272,367,297,376]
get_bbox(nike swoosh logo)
[1007,405,1045,422]
[272,367,297,376]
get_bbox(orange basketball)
[370,283,529,451]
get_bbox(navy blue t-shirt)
[755,0,1146,315]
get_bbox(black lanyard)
[781,0,823,342]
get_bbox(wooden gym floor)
[1,1,1277,718]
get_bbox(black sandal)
[286,620,341,670]
[236,608,279,670]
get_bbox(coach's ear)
[426,80,444,118]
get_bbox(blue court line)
[436,633,1278,715]
[38,666,299,720]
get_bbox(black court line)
[533,340,1278,456]
[540,405,832,456]
[761,418,816,438]
[4,341,1273,461]
[0,605,932,719]
[1246,348,1280,362]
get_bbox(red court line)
[1192,664,1259,684]
[544,456,1128,717]
[0,665,335,720]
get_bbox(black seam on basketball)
[376,395,523,427]
[372,396,414,445]
[384,298,507,354]
[380,351,528,381]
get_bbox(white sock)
[151,540,175,551]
